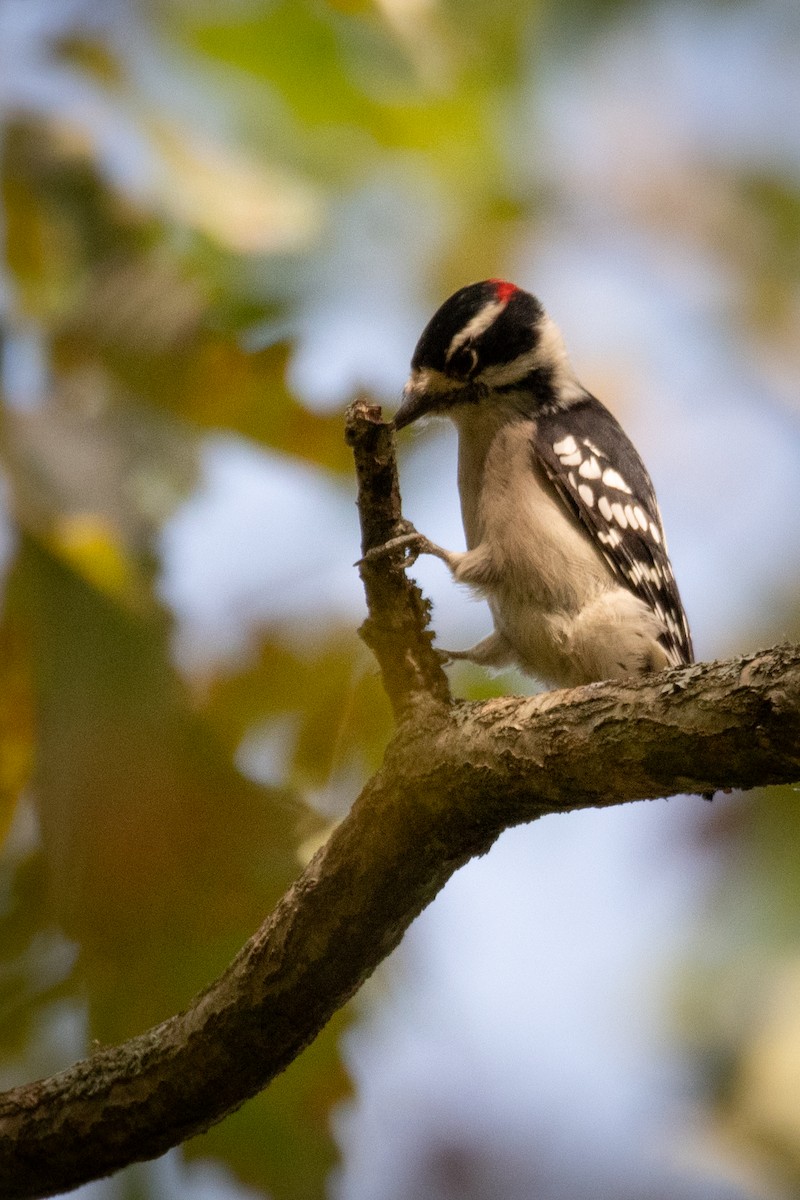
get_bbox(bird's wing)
[533,397,693,665]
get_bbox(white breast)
[455,409,611,610]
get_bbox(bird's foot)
[357,522,441,568]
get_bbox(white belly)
[452,409,668,686]
[457,412,610,606]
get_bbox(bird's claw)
[356,524,431,568]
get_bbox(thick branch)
[1,400,798,1199]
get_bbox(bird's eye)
[447,342,479,378]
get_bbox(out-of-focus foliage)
[678,782,800,1196]
[0,1,799,1198]
[0,1,543,1194]
[0,616,32,845]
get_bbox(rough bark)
[0,399,797,1200]
[346,396,450,716]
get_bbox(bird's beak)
[393,374,436,430]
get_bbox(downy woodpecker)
[390,279,693,688]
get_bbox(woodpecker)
[389,279,693,689]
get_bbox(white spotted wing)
[534,398,693,665]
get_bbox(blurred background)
[0,0,799,1197]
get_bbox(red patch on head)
[489,279,518,304]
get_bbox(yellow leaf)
[51,514,135,600]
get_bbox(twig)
[345,397,449,718]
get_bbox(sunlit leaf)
[146,125,323,254]
[50,512,136,601]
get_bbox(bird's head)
[394,279,577,430]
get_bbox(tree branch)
[1,402,798,1200]
[345,397,450,717]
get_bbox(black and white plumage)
[391,279,693,689]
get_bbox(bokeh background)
[0,0,799,1197]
